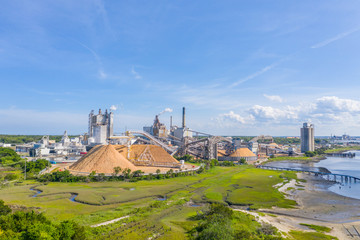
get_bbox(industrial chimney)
[182,107,186,128]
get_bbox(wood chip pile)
[229,148,256,157]
[69,144,138,174]
[114,144,179,166]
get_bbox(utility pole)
[24,159,27,180]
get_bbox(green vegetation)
[272,137,300,145]
[0,166,296,221]
[0,147,22,166]
[0,209,86,239]
[224,168,296,209]
[0,200,11,216]
[325,146,360,153]
[304,148,326,157]
[288,230,337,240]
[0,135,76,144]
[3,165,336,239]
[38,166,202,183]
[299,223,332,233]
[190,203,282,240]
[24,159,50,173]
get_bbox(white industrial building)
[88,109,114,145]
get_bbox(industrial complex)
[11,108,322,175]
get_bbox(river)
[265,151,360,200]
[315,150,360,199]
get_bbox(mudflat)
[256,173,360,239]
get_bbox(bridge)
[257,165,360,184]
[326,152,356,158]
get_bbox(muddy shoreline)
[250,172,360,239]
[271,173,360,223]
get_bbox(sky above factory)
[1,1,360,136]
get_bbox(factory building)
[88,109,114,145]
[143,115,168,138]
[300,122,314,153]
[143,107,192,143]
[171,107,192,142]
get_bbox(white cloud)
[246,96,360,128]
[218,111,245,124]
[131,66,142,79]
[263,94,283,103]
[314,96,360,113]
[249,105,298,122]
[311,28,360,49]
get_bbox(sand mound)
[114,144,179,167]
[69,144,138,174]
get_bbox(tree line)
[0,200,86,239]
[0,135,78,144]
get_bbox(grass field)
[299,223,332,233]
[0,166,296,222]
[0,165,301,239]
[325,146,360,153]
[288,230,338,240]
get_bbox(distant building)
[88,109,114,145]
[248,141,259,154]
[300,123,314,153]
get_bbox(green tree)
[305,151,316,157]
[239,158,247,164]
[0,147,21,165]
[122,168,132,179]
[132,170,143,178]
[113,166,122,175]
[0,200,11,216]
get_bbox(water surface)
[265,151,360,199]
[315,151,360,199]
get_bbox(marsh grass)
[300,223,332,233]
[0,165,299,239]
[289,230,337,240]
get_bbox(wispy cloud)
[311,27,360,49]
[93,0,114,36]
[98,69,108,80]
[131,66,142,79]
[75,40,107,80]
[264,94,283,103]
[231,62,278,87]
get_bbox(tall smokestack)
[182,107,186,128]
[170,116,173,128]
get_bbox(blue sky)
[1,0,360,136]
